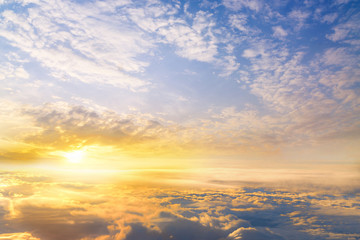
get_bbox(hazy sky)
[0,0,359,169]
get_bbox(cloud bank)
[0,169,359,240]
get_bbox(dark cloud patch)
[10,206,109,240]
[0,206,11,233]
[124,223,166,240]
[160,217,225,240]
[0,150,46,162]
[125,214,226,240]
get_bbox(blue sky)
[0,0,359,167]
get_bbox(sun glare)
[64,150,84,163]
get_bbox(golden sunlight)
[64,150,84,164]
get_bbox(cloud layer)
[0,169,359,240]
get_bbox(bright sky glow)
[64,150,84,163]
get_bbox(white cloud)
[288,9,310,30]
[126,4,221,64]
[321,13,338,24]
[223,0,262,12]
[0,0,152,91]
[242,48,263,58]
[288,9,310,21]
[320,47,353,66]
[156,11,218,63]
[326,14,360,43]
[218,55,240,77]
[272,25,287,39]
[227,227,283,240]
[0,62,29,81]
[229,14,248,33]
[327,26,350,42]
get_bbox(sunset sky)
[0,0,360,239]
[1,0,359,170]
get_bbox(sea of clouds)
[0,168,359,240]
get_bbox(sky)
[0,0,360,239]
[0,0,359,170]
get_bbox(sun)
[64,150,84,163]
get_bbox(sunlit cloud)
[0,169,359,240]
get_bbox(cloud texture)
[0,169,359,240]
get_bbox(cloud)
[0,99,187,163]
[0,0,151,91]
[0,63,29,81]
[321,13,338,24]
[13,206,109,240]
[272,26,287,39]
[242,48,262,58]
[288,10,310,30]
[3,87,359,163]
[0,232,40,240]
[227,227,284,240]
[153,10,218,63]
[320,47,354,66]
[326,13,360,43]
[227,26,360,154]
[21,102,171,152]
[117,2,237,74]
[223,0,262,12]
[229,14,249,33]
[0,169,359,240]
